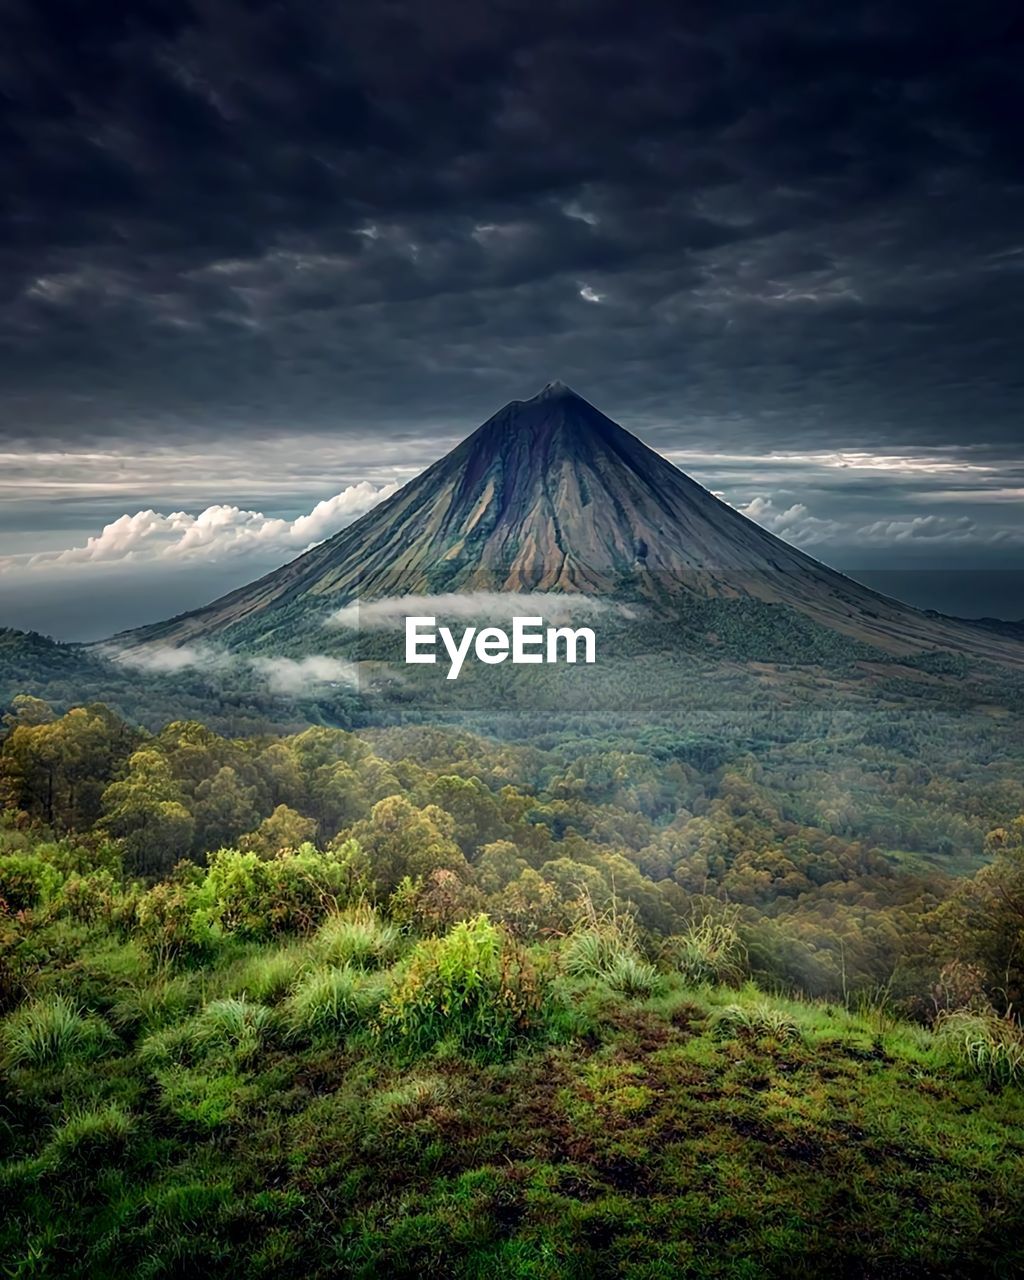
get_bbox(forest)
[3,692,1024,1275]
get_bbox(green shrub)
[377,914,540,1059]
[55,868,123,926]
[285,965,380,1039]
[935,1008,1024,1086]
[563,916,659,997]
[2,994,112,1069]
[712,1002,802,1044]
[193,997,275,1062]
[193,844,360,941]
[667,912,747,987]
[313,908,401,969]
[604,952,662,998]
[45,1104,135,1168]
[0,851,61,911]
[135,878,211,967]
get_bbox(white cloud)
[853,515,1006,544]
[110,645,359,694]
[741,497,1024,550]
[2,481,398,573]
[328,591,632,630]
[108,643,233,674]
[739,496,844,546]
[563,202,599,226]
[249,655,360,694]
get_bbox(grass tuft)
[935,1008,1024,1086]
[2,994,112,1069]
[603,952,662,998]
[192,996,275,1063]
[712,1002,803,1044]
[313,908,401,970]
[666,912,746,987]
[285,965,381,1039]
[563,916,660,997]
[229,949,302,1004]
[46,1104,135,1168]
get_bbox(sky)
[1,0,1023,638]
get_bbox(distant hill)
[116,383,1023,668]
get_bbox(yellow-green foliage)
[0,851,61,910]
[284,965,381,1039]
[935,1008,1024,1085]
[2,994,112,1069]
[192,843,360,939]
[377,914,540,1057]
[312,907,401,969]
[134,876,211,966]
[712,1001,803,1044]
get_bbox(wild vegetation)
[3,695,1024,1275]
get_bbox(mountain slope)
[118,383,1022,665]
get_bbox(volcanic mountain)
[119,383,1020,664]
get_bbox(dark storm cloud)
[0,0,1021,453]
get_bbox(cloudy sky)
[1,0,1023,637]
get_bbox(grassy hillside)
[4,701,1024,1275]
[3,845,1024,1277]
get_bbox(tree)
[191,766,260,852]
[938,817,1024,1015]
[476,840,529,893]
[418,775,509,856]
[101,749,195,876]
[2,695,55,729]
[0,704,138,830]
[342,795,469,897]
[239,805,317,857]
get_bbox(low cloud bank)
[328,591,632,631]
[109,645,358,694]
[1,482,398,573]
[249,655,359,694]
[108,644,233,674]
[740,495,1024,551]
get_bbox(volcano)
[119,383,1020,664]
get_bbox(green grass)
[935,1007,1024,1085]
[284,964,382,1040]
[711,1001,803,1044]
[4,922,1024,1277]
[312,908,402,970]
[2,994,112,1069]
[44,1104,136,1168]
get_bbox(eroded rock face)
[118,383,1024,666]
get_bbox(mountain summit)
[119,385,1019,663]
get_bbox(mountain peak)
[532,379,576,401]
[117,384,1022,669]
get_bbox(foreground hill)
[118,384,1024,667]
[4,707,1024,1274]
[2,888,1023,1278]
